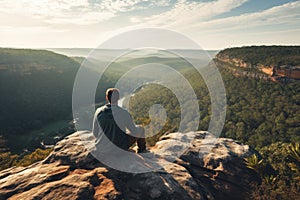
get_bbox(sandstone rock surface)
[0,131,259,200]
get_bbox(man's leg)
[136,125,146,152]
[127,126,146,152]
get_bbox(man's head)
[106,88,120,105]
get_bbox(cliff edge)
[0,131,259,200]
[215,46,300,82]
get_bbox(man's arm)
[92,110,100,138]
[123,110,142,137]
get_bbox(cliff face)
[215,54,300,81]
[0,131,259,200]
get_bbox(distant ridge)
[47,48,219,58]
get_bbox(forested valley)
[0,46,299,198]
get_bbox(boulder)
[0,131,260,200]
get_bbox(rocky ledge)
[0,131,259,200]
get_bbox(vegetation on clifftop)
[216,46,300,66]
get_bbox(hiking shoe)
[137,148,150,153]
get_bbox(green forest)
[0,48,80,153]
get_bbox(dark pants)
[127,126,146,152]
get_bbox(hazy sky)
[0,0,299,50]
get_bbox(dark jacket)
[92,104,140,150]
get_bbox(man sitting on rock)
[92,88,147,153]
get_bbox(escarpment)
[215,46,300,82]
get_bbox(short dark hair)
[106,88,120,103]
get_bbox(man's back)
[93,104,135,150]
[92,88,146,153]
